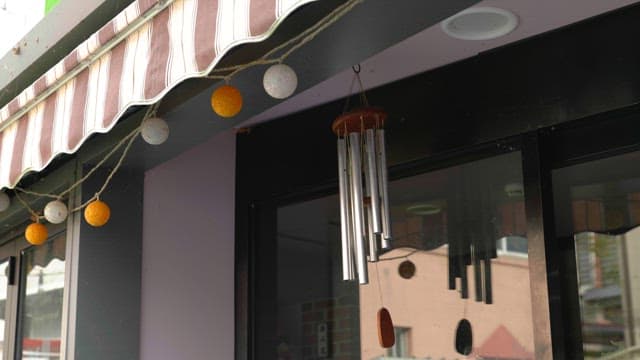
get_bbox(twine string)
[375,261,384,307]
[205,0,363,81]
[5,0,366,223]
[11,114,145,220]
[14,191,41,221]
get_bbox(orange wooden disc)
[332,107,387,136]
[377,307,395,348]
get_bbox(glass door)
[265,151,542,359]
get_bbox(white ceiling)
[242,0,640,127]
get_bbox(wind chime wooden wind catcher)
[333,66,392,285]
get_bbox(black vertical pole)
[521,130,565,359]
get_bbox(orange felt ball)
[25,222,48,245]
[211,85,243,118]
[84,200,111,227]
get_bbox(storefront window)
[275,152,537,359]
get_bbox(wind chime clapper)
[334,107,392,285]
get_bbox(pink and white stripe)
[0,0,317,189]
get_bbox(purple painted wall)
[140,130,235,360]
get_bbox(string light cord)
[12,125,141,218]
[10,104,154,221]
[14,191,42,221]
[205,0,364,81]
[13,100,160,209]
[6,0,364,225]
[15,126,141,201]
[70,126,141,213]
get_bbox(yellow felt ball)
[25,222,48,245]
[211,85,243,118]
[84,200,111,227]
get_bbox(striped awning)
[0,0,315,189]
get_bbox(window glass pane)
[553,150,640,239]
[387,327,410,357]
[18,232,65,360]
[554,150,640,358]
[276,152,537,359]
[505,236,528,254]
[0,258,10,357]
[574,232,627,358]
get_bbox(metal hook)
[352,64,361,74]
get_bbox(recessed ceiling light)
[441,7,518,41]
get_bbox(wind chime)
[333,66,392,285]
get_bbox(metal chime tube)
[349,132,368,284]
[365,129,382,233]
[376,129,392,248]
[367,205,379,262]
[484,256,493,304]
[337,138,355,281]
[472,240,483,302]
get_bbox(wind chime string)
[375,261,384,307]
[463,296,468,319]
[378,249,421,262]
[342,65,364,114]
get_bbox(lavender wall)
[140,130,235,360]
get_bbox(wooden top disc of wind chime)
[331,107,387,136]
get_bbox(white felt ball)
[44,200,68,224]
[263,63,298,99]
[141,117,169,145]
[0,192,9,212]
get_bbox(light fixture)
[211,84,243,118]
[84,199,111,227]
[141,116,169,145]
[44,200,68,224]
[263,63,298,99]
[441,7,518,41]
[25,222,48,245]
[334,66,392,285]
